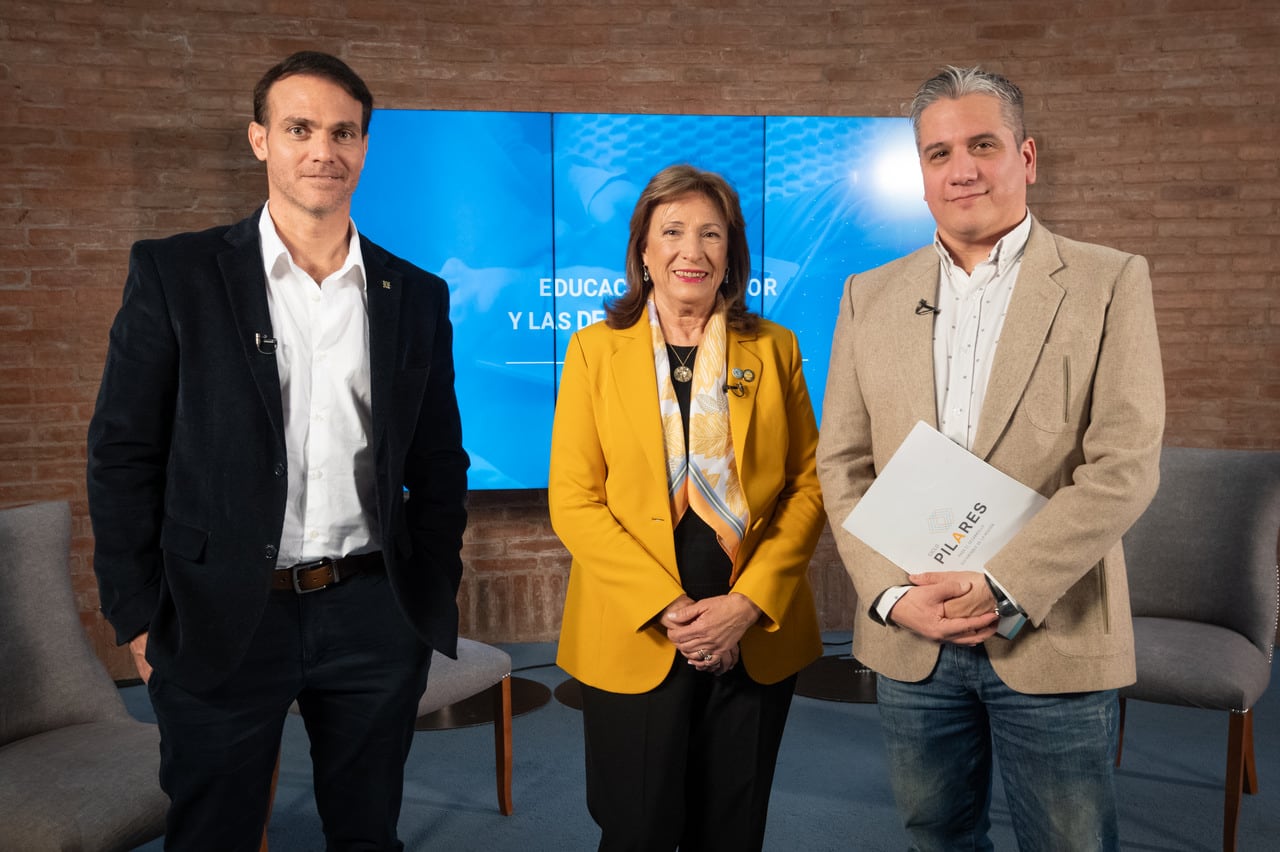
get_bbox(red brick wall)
[3,1,1277,679]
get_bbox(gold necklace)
[668,344,695,383]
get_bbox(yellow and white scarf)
[648,298,749,563]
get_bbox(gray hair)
[909,66,1026,147]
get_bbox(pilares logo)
[931,502,988,565]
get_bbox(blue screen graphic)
[353,110,934,489]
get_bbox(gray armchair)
[1115,446,1280,852]
[0,501,168,851]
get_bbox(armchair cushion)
[417,637,512,716]
[1126,616,1274,710]
[0,720,166,852]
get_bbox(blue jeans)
[876,644,1120,852]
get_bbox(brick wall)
[2,0,1277,679]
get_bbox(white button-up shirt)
[258,204,378,566]
[933,213,1031,451]
[875,212,1032,623]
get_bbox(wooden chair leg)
[1223,709,1254,852]
[1114,696,1127,767]
[492,675,513,815]
[261,748,281,852]
[1241,709,1258,796]
[1223,701,1254,849]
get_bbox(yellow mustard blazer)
[551,314,824,694]
[816,218,1165,695]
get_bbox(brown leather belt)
[272,551,384,594]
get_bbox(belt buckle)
[291,556,337,594]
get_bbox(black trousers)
[148,569,432,852]
[579,656,798,852]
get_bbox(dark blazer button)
[264,544,277,559]
[273,462,286,477]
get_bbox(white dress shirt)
[933,213,1030,450]
[258,204,378,566]
[875,212,1032,623]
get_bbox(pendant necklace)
[669,344,695,383]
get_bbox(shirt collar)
[258,201,366,288]
[932,210,1032,278]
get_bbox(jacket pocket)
[1023,344,1088,433]
[159,517,209,562]
[1044,562,1113,657]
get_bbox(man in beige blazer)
[816,67,1164,851]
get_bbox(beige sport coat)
[816,217,1165,695]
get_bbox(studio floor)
[124,636,1280,851]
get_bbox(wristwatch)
[986,576,1028,639]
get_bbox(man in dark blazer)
[87,51,468,851]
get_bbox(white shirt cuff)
[874,585,913,625]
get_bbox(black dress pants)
[579,656,798,852]
[148,569,432,852]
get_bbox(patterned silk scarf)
[647,299,750,563]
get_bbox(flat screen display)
[353,110,934,489]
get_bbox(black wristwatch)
[987,577,1019,616]
[986,576,1028,639]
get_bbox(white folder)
[842,421,1047,575]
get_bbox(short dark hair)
[606,164,758,333]
[253,51,374,136]
[909,65,1026,148]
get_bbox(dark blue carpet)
[125,636,1280,851]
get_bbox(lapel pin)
[381,280,392,289]
[725,367,753,398]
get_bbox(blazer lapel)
[362,238,403,449]
[727,327,762,487]
[218,210,285,446]
[609,317,668,494]
[891,249,943,430]
[972,220,1066,460]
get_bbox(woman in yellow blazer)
[549,165,824,852]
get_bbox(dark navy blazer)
[87,208,469,692]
